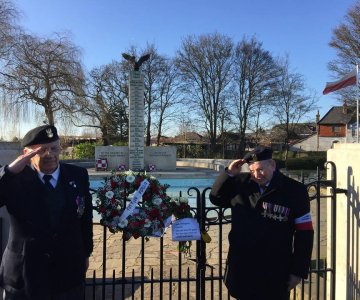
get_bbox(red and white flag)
[323,68,358,95]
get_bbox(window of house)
[332,126,341,133]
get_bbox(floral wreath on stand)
[95,171,193,254]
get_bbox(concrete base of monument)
[95,146,177,171]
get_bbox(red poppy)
[111,181,118,188]
[111,210,118,217]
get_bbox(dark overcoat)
[210,169,314,300]
[0,163,93,299]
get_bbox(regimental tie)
[43,174,54,189]
[259,185,267,194]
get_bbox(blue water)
[90,177,216,222]
[90,178,214,197]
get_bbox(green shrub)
[73,142,96,159]
[285,157,326,170]
[272,150,327,160]
[112,141,128,146]
[272,151,284,160]
[274,159,285,169]
[176,144,206,158]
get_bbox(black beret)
[21,125,59,147]
[243,146,272,163]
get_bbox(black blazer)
[210,170,313,299]
[0,163,93,299]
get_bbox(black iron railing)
[0,163,345,299]
[85,163,343,299]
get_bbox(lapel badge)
[69,181,77,188]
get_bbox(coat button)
[52,233,59,241]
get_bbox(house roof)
[172,131,205,143]
[318,105,357,125]
[216,132,242,142]
[289,132,317,145]
[158,131,206,144]
[271,123,317,135]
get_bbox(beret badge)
[46,128,54,138]
[21,125,59,147]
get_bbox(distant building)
[153,131,206,145]
[269,123,317,151]
[291,104,358,151]
[60,136,98,147]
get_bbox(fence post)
[199,189,207,300]
[194,187,206,300]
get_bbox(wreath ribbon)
[118,179,150,223]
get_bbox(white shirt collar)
[37,165,60,185]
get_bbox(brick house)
[318,105,356,138]
[291,104,358,151]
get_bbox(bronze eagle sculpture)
[122,53,151,71]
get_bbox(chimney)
[316,110,320,123]
[343,100,348,114]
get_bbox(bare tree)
[271,57,317,159]
[0,33,85,125]
[218,96,233,158]
[249,94,271,146]
[141,45,166,146]
[232,36,279,156]
[152,58,182,146]
[75,61,129,145]
[175,33,233,155]
[0,0,21,137]
[0,0,19,60]
[328,1,360,103]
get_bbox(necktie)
[259,184,267,194]
[43,174,54,189]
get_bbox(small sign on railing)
[172,218,201,241]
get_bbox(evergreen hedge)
[285,157,327,170]
[73,142,96,159]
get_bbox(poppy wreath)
[95,171,193,254]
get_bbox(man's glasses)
[28,146,62,156]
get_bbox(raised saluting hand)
[227,159,247,176]
[8,146,42,174]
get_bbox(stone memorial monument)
[95,53,176,171]
[123,53,150,170]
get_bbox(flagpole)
[357,64,359,143]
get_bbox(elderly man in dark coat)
[210,146,314,300]
[0,125,93,300]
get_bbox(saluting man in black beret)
[0,125,93,300]
[210,146,314,300]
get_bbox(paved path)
[86,167,328,299]
[86,223,232,299]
